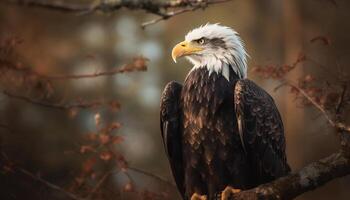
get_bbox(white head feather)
[184,23,248,80]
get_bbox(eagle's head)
[172,23,248,79]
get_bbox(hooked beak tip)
[172,56,177,63]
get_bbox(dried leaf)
[123,182,133,192]
[99,134,110,144]
[99,151,113,161]
[108,122,122,131]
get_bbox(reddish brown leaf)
[99,151,113,161]
[123,182,133,192]
[99,134,111,144]
[108,122,122,131]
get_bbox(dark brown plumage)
[160,66,290,200]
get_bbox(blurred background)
[0,0,349,199]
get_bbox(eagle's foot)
[221,186,241,200]
[190,193,207,200]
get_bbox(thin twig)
[43,68,134,79]
[86,170,116,199]
[16,167,85,200]
[41,58,147,80]
[2,90,108,110]
[281,80,350,133]
[128,167,176,188]
[0,57,147,81]
[141,0,232,28]
[141,7,195,28]
[335,83,347,115]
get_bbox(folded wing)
[234,79,290,184]
[160,81,185,197]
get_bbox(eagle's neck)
[187,60,236,82]
[185,63,240,84]
[186,52,246,81]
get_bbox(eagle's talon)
[221,186,241,200]
[190,192,207,200]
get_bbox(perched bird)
[160,24,290,200]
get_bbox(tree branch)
[231,151,350,200]
[6,0,232,28]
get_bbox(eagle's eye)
[195,38,206,45]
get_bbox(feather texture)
[234,79,290,183]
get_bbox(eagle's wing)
[160,81,185,197]
[234,79,290,183]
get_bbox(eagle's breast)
[180,67,250,196]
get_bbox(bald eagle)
[160,24,290,200]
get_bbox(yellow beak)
[171,41,203,63]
